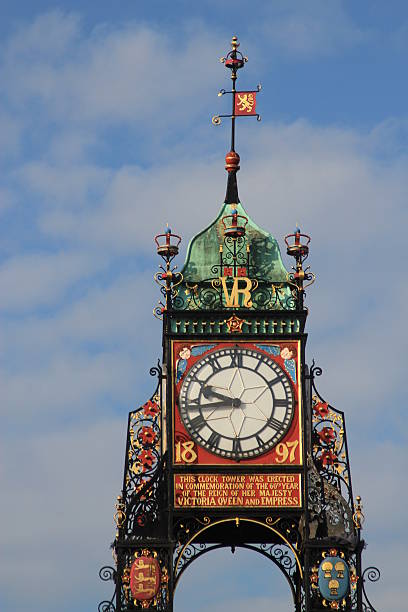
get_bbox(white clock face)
[178,346,295,460]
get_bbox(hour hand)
[203,386,231,402]
[202,386,241,408]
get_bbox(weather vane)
[212,36,261,152]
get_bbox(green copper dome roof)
[180,201,289,284]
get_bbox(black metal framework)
[99,35,379,612]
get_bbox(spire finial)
[231,35,239,52]
[212,37,261,204]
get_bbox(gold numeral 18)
[175,440,197,464]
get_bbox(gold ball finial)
[231,36,239,51]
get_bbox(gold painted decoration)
[114,495,126,536]
[234,91,257,115]
[353,495,365,529]
[224,314,249,333]
[211,276,258,308]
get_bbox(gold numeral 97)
[275,440,299,463]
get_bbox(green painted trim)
[170,315,302,335]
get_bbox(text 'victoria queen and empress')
[174,473,302,508]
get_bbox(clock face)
[178,346,295,460]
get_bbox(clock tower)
[99,37,379,612]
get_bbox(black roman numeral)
[208,431,221,449]
[209,356,222,372]
[255,356,267,371]
[230,351,243,368]
[190,414,206,431]
[274,398,289,408]
[268,373,286,388]
[256,434,264,447]
[232,438,242,455]
[267,416,284,431]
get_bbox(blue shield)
[318,555,349,601]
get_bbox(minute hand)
[196,401,232,409]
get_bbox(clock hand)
[203,386,241,407]
[198,401,233,409]
[203,385,229,401]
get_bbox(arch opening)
[174,546,297,612]
[174,518,302,609]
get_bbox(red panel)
[174,473,302,508]
[172,340,302,467]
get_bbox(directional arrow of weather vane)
[212,36,261,152]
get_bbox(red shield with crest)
[130,556,161,601]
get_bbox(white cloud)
[2,273,156,356]
[5,10,80,61]
[47,129,100,163]
[365,117,408,158]
[19,160,111,207]
[258,0,367,59]
[40,160,225,253]
[0,251,106,312]
[1,350,136,422]
[2,13,223,126]
[2,117,406,430]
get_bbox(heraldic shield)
[130,555,161,602]
[318,555,350,602]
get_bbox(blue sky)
[1,2,407,611]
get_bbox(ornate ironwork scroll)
[98,566,117,612]
[361,566,380,611]
[307,363,355,542]
[120,364,165,535]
